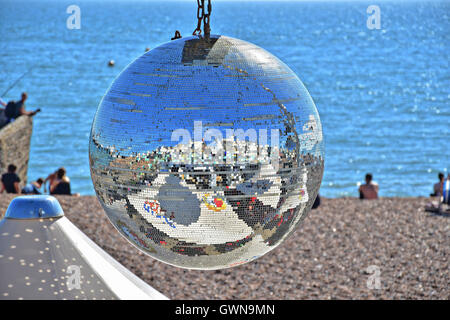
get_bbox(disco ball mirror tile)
[89,35,324,269]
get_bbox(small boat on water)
[0,115,33,185]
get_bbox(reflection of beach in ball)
[89,35,324,269]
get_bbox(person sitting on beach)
[43,170,57,193]
[48,167,72,195]
[44,168,66,193]
[0,98,9,128]
[0,164,21,194]
[21,178,44,195]
[4,92,40,123]
[359,173,378,200]
[430,172,444,198]
[425,174,450,213]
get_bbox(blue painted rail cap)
[5,195,64,219]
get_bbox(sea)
[0,0,448,197]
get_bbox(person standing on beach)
[4,92,40,122]
[430,172,444,197]
[0,164,21,194]
[359,173,378,199]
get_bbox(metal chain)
[193,0,203,36]
[203,0,212,38]
[193,0,212,39]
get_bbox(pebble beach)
[1,195,448,300]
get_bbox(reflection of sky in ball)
[92,35,322,158]
[89,35,324,269]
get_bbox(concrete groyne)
[0,115,33,184]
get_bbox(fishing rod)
[1,67,34,97]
